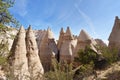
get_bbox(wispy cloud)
[56,11,72,25]
[74,3,99,38]
[75,0,83,5]
[14,0,28,17]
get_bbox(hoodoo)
[74,29,97,57]
[108,16,120,50]
[57,27,65,50]
[38,27,58,72]
[26,26,44,78]
[59,27,77,63]
[8,26,29,80]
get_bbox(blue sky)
[9,0,120,43]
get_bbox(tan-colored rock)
[47,27,54,39]
[74,29,98,57]
[26,26,44,79]
[65,27,74,40]
[34,30,46,51]
[60,41,76,63]
[108,16,120,49]
[57,27,65,50]
[39,28,58,72]
[7,27,18,50]
[95,39,107,47]
[0,26,17,57]
[78,29,92,41]
[59,27,77,63]
[8,26,29,80]
[77,29,96,45]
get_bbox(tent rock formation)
[58,27,77,63]
[74,29,98,57]
[95,39,107,47]
[35,27,58,72]
[8,25,109,75]
[8,26,30,80]
[109,16,120,49]
[26,26,44,78]
[8,26,44,80]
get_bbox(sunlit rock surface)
[74,29,98,57]
[8,26,29,80]
[26,26,44,78]
[36,28,58,72]
[58,27,77,63]
[109,16,120,49]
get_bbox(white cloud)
[14,0,28,17]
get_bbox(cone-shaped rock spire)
[39,28,58,72]
[78,29,91,41]
[58,27,77,63]
[8,26,29,80]
[60,27,64,34]
[108,16,120,49]
[47,27,54,39]
[66,27,71,35]
[57,27,65,50]
[65,27,73,39]
[26,26,44,78]
[74,29,97,57]
[108,16,120,43]
[108,16,120,58]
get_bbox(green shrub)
[0,56,7,65]
[98,46,119,64]
[74,62,94,80]
[75,46,98,65]
[44,59,75,80]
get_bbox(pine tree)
[0,0,19,28]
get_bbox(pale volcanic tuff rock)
[38,27,58,72]
[65,27,74,39]
[57,27,65,51]
[109,16,120,49]
[77,29,96,45]
[59,27,77,63]
[0,26,17,57]
[95,39,107,47]
[6,27,18,50]
[34,30,46,50]
[74,29,98,57]
[8,26,30,80]
[8,26,45,79]
[26,26,44,79]
[7,25,107,77]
